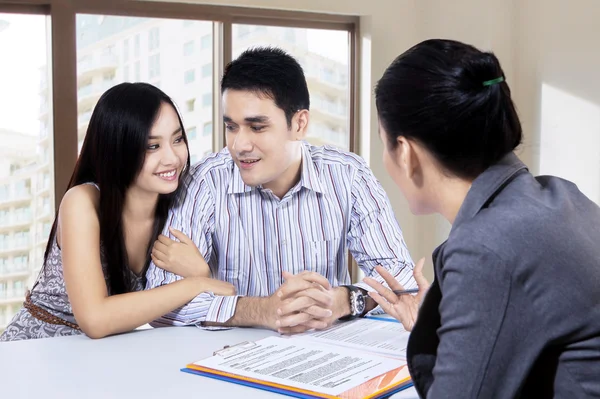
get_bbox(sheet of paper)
[297,318,410,360]
[191,335,405,396]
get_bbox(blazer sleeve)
[427,244,513,398]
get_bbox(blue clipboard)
[181,367,413,399]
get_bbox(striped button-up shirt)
[146,142,416,326]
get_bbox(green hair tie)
[482,77,504,87]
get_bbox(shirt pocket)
[308,237,340,273]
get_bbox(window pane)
[183,40,194,56]
[0,13,54,334]
[200,34,211,49]
[184,68,195,84]
[202,92,211,108]
[76,15,214,162]
[203,122,212,136]
[201,63,211,78]
[233,25,350,150]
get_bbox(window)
[103,71,115,81]
[202,92,211,107]
[134,34,140,57]
[103,44,115,56]
[187,127,197,139]
[75,15,216,168]
[191,155,198,164]
[123,38,129,62]
[233,25,350,149]
[186,99,195,112]
[134,61,140,81]
[237,25,251,38]
[184,69,195,84]
[203,122,212,136]
[183,41,194,56]
[0,185,7,200]
[284,29,295,43]
[200,34,211,49]
[201,63,211,78]
[0,12,54,324]
[149,54,160,78]
[4,13,356,333]
[43,222,51,236]
[148,27,159,51]
[13,280,25,296]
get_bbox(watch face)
[356,293,366,313]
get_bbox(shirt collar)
[227,141,326,195]
[298,142,325,194]
[452,152,528,232]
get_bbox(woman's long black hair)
[44,82,190,294]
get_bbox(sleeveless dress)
[0,184,144,341]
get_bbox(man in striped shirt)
[147,47,417,333]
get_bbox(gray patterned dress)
[0,184,144,341]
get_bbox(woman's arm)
[59,185,234,339]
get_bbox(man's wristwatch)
[339,285,368,320]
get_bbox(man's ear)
[293,110,309,140]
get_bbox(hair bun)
[459,51,504,91]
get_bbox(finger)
[200,279,236,296]
[278,296,317,316]
[369,292,413,331]
[367,291,396,315]
[279,274,330,299]
[153,241,169,254]
[276,312,314,328]
[413,258,431,293]
[169,227,193,244]
[362,277,400,305]
[279,297,333,319]
[298,318,329,330]
[278,324,312,335]
[278,280,314,300]
[374,266,405,291]
[151,248,167,262]
[282,271,294,280]
[150,253,166,269]
[283,271,330,290]
[293,287,333,307]
[302,305,333,319]
[157,234,174,246]
[282,270,312,279]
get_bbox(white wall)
[515,0,600,202]
[147,0,600,281]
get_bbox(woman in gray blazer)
[365,39,600,398]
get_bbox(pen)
[392,288,419,295]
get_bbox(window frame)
[0,0,359,278]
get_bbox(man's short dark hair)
[221,46,310,127]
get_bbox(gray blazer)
[407,153,600,398]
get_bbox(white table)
[0,326,418,398]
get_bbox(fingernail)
[275,320,281,327]
[326,310,332,316]
[277,308,282,315]
[277,291,282,297]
